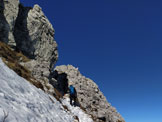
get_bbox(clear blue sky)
[21,0,162,122]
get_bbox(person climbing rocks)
[69,83,77,106]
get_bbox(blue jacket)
[69,85,76,95]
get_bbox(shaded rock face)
[49,71,69,95]
[0,0,19,45]
[53,65,125,122]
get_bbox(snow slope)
[0,58,94,122]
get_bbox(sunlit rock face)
[13,3,58,86]
[14,4,58,66]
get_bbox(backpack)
[70,85,75,95]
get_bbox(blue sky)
[21,0,162,122]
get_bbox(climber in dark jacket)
[69,84,77,106]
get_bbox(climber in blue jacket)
[69,84,77,106]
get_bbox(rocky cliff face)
[52,65,125,122]
[0,0,125,122]
[13,3,58,92]
[14,4,58,65]
[0,0,58,94]
[0,0,58,66]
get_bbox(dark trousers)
[70,94,76,106]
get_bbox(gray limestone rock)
[14,4,58,68]
[0,0,58,70]
[54,65,125,122]
[0,0,19,45]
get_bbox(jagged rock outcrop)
[0,0,58,68]
[0,0,58,95]
[0,0,19,46]
[14,4,58,66]
[13,3,58,94]
[53,65,125,122]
